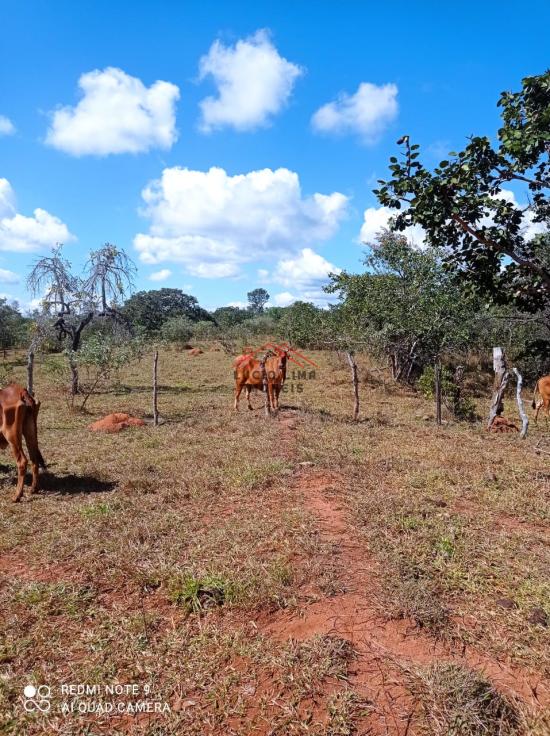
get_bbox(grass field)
[0,344,549,735]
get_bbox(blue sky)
[1,0,549,312]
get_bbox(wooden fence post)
[434,360,442,426]
[27,350,35,396]
[153,349,159,426]
[487,347,509,429]
[346,352,360,421]
[513,367,529,439]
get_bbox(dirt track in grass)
[2,347,549,735]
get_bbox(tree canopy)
[247,288,270,314]
[375,70,550,312]
[123,288,211,332]
[327,232,483,380]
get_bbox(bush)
[418,365,478,422]
[161,316,194,347]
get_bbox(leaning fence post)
[488,347,510,429]
[434,360,442,426]
[346,351,360,421]
[153,349,159,426]
[261,353,271,418]
[513,367,529,439]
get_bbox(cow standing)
[0,383,45,502]
[234,349,288,412]
[532,375,550,425]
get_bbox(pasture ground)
[0,345,549,735]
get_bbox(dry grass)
[1,344,549,734]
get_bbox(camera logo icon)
[23,685,51,713]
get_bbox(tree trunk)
[513,367,529,439]
[69,354,79,397]
[153,349,159,426]
[488,347,509,428]
[27,350,35,396]
[434,360,442,426]
[346,351,359,421]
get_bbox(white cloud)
[360,205,425,246]
[274,247,340,287]
[134,166,348,278]
[226,300,248,308]
[0,178,75,253]
[46,67,180,156]
[262,248,341,306]
[0,268,20,284]
[312,82,398,143]
[272,291,297,307]
[0,116,16,136]
[491,188,547,240]
[149,268,172,282]
[198,29,303,132]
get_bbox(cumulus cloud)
[198,30,303,132]
[134,166,348,278]
[312,82,398,143]
[0,268,19,284]
[360,205,425,246]
[0,115,16,136]
[149,268,172,282]
[262,248,341,306]
[272,291,297,307]
[45,67,180,156]
[0,178,74,253]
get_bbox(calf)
[234,349,288,412]
[0,384,45,502]
[532,375,550,425]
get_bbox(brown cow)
[234,349,288,412]
[532,375,550,425]
[0,383,45,502]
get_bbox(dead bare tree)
[27,244,135,395]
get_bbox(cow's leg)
[234,382,244,411]
[9,437,27,503]
[23,403,42,494]
[245,386,253,410]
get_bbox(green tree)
[0,299,28,354]
[277,301,325,348]
[375,71,550,312]
[212,306,252,328]
[123,288,211,332]
[247,288,270,314]
[326,232,483,381]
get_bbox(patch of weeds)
[224,459,289,490]
[79,501,112,519]
[12,582,95,618]
[435,535,455,559]
[276,635,356,698]
[327,689,374,736]
[398,513,423,531]
[379,552,451,634]
[168,573,235,613]
[404,662,524,735]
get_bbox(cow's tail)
[532,380,540,410]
